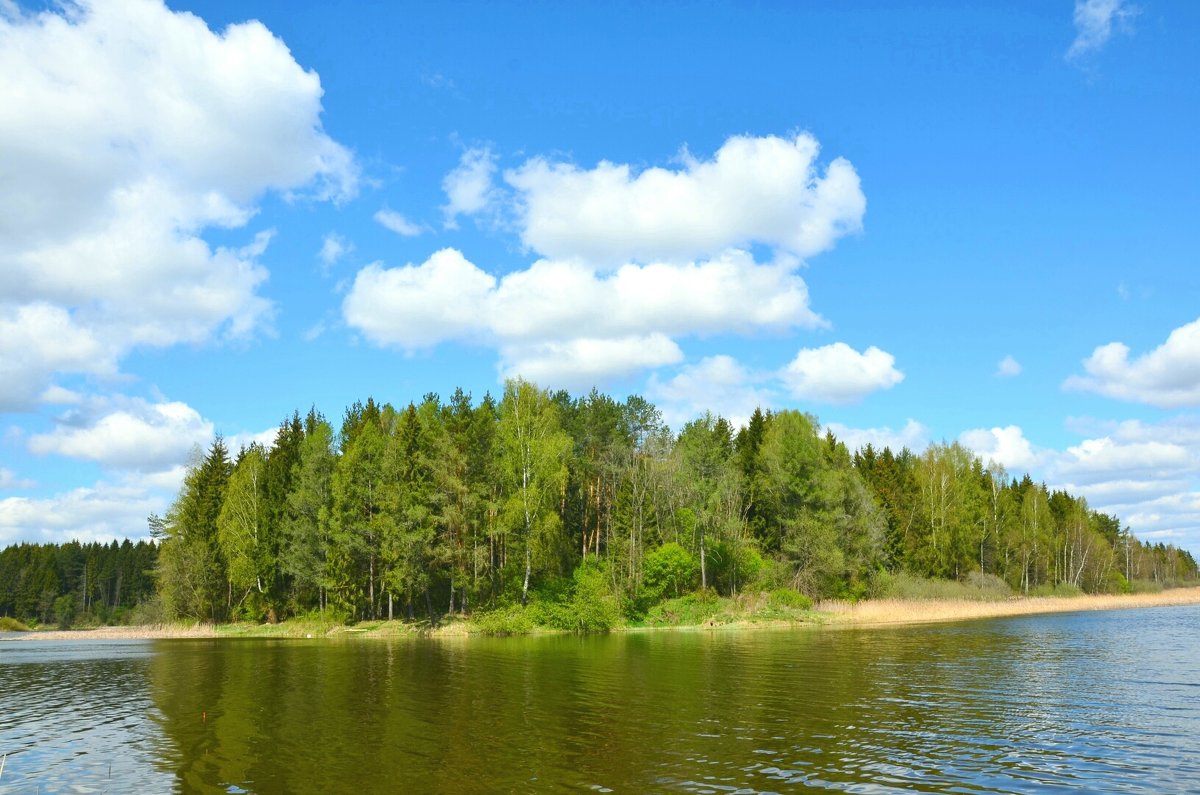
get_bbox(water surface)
[2,605,1198,793]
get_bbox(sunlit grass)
[818,587,1200,626]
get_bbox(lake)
[2,605,1198,793]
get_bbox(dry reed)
[818,587,1200,627]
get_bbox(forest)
[2,379,1196,629]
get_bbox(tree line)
[3,379,1195,627]
[0,539,157,627]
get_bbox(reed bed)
[818,586,1200,627]
[4,623,219,641]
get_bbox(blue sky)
[3,0,1199,552]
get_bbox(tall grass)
[874,572,1013,602]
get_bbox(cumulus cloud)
[344,247,824,387]
[505,133,864,267]
[1052,436,1194,487]
[28,397,214,473]
[0,468,36,490]
[227,426,282,454]
[824,419,930,455]
[442,146,498,228]
[0,0,356,409]
[648,356,773,431]
[1067,0,1138,61]
[0,303,117,409]
[959,425,1041,472]
[996,355,1022,378]
[1064,317,1200,408]
[779,343,904,405]
[374,209,423,237]
[344,249,497,348]
[0,477,164,546]
[319,233,353,268]
[500,335,683,391]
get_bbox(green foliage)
[470,604,536,635]
[644,591,723,626]
[1029,582,1084,598]
[53,593,76,629]
[0,616,31,631]
[14,381,1196,635]
[1129,578,1164,594]
[641,542,698,602]
[767,588,813,610]
[1103,571,1132,594]
[875,571,1012,602]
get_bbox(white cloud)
[959,425,1041,472]
[319,233,353,268]
[0,0,356,409]
[505,133,864,267]
[1067,0,1138,61]
[441,146,498,228]
[1064,316,1200,408]
[1052,436,1194,486]
[779,342,903,405]
[500,335,683,390]
[825,419,930,455]
[0,477,164,547]
[0,468,36,490]
[649,355,772,431]
[28,397,214,473]
[374,209,423,237]
[996,355,1022,378]
[0,303,117,410]
[226,426,281,454]
[344,249,496,348]
[39,386,84,405]
[343,247,824,387]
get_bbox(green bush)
[767,588,812,611]
[54,594,76,630]
[876,572,1012,602]
[1103,571,1132,594]
[1129,578,1164,594]
[708,540,766,595]
[530,559,621,632]
[641,542,698,602]
[470,604,536,635]
[1029,582,1084,598]
[0,616,31,631]
[645,590,723,626]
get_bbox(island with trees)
[2,380,1195,633]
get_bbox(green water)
[2,604,1199,793]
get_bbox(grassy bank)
[7,586,1200,641]
[819,586,1200,626]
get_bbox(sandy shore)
[819,586,1200,627]
[3,623,219,641]
[7,588,1200,641]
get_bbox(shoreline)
[816,586,1200,627]
[7,587,1200,642]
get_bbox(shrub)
[767,588,812,611]
[0,616,31,631]
[54,594,76,630]
[1102,571,1132,594]
[1029,582,1084,598]
[531,560,621,632]
[645,590,723,626]
[876,572,1012,602]
[1129,578,1164,594]
[642,542,699,602]
[470,605,536,635]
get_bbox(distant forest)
[3,379,1196,628]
